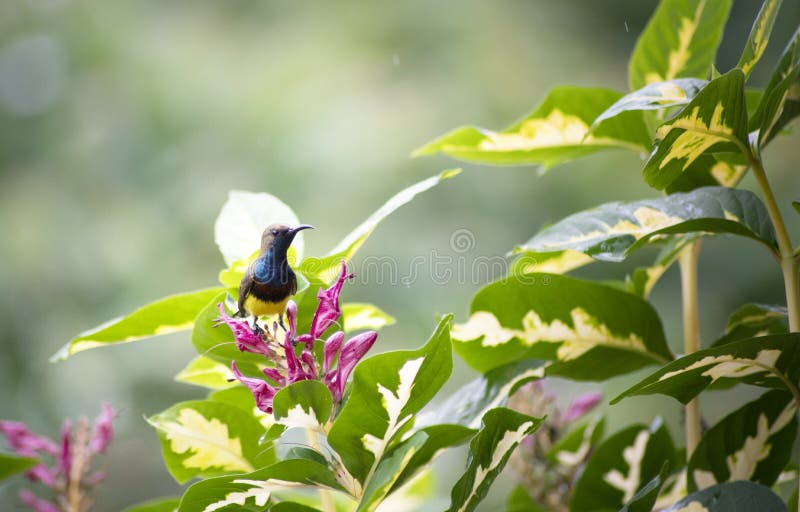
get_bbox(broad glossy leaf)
[175,356,235,390]
[327,316,452,484]
[547,416,605,468]
[357,431,428,512]
[619,463,670,512]
[451,273,672,377]
[342,303,395,332]
[591,79,707,127]
[737,0,784,78]
[509,250,594,276]
[711,303,787,347]
[147,400,269,484]
[612,334,800,405]
[54,287,223,361]
[447,407,544,512]
[178,459,346,512]
[751,28,800,147]
[0,453,37,481]
[214,190,303,267]
[570,420,676,512]
[300,169,461,284]
[644,70,748,190]
[688,390,797,491]
[517,187,778,262]
[121,497,180,512]
[662,480,787,511]
[628,0,732,90]
[272,380,333,432]
[664,152,748,193]
[417,359,546,429]
[413,87,650,168]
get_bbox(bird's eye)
[271,229,279,236]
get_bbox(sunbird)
[237,223,313,331]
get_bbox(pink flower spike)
[322,331,345,375]
[58,419,71,477]
[0,421,58,457]
[215,303,274,358]
[90,402,115,455]
[231,362,277,414]
[329,331,377,402]
[308,261,353,340]
[25,464,57,487]
[262,367,286,386]
[18,490,60,512]
[563,391,603,423]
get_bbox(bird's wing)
[237,261,258,315]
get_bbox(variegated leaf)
[612,334,800,405]
[629,0,732,90]
[751,27,800,147]
[517,187,777,262]
[644,70,748,190]
[737,0,784,78]
[451,273,672,377]
[711,303,788,347]
[619,463,670,512]
[509,250,594,276]
[664,152,748,193]
[121,497,180,512]
[570,419,676,511]
[272,380,333,432]
[627,236,696,298]
[547,416,605,469]
[662,480,787,511]
[54,287,223,361]
[327,316,452,485]
[147,400,269,484]
[178,459,346,512]
[591,78,707,127]
[0,453,37,482]
[688,390,797,491]
[342,303,396,332]
[413,87,650,169]
[175,356,235,390]
[448,408,544,512]
[356,431,428,512]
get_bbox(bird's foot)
[252,319,264,335]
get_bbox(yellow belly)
[243,294,290,317]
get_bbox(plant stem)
[749,155,800,331]
[679,241,702,459]
[307,429,335,512]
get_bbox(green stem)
[749,154,800,331]
[679,241,702,459]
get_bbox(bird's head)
[261,223,314,253]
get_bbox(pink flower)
[215,303,277,358]
[25,464,57,487]
[324,331,377,402]
[0,421,58,458]
[563,391,602,423]
[90,402,115,455]
[57,419,71,477]
[18,490,60,512]
[297,261,354,345]
[231,361,277,413]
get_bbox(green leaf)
[54,287,223,361]
[644,70,748,190]
[591,78,707,127]
[0,452,37,481]
[664,152,748,193]
[418,359,546,429]
[272,380,333,432]
[627,236,695,298]
[612,334,800,405]
[517,187,778,262]
[628,0,732,90]
[356,431,428,512]
[662,481,788,511]
[191,294,270,368]
[121,497,180,512]
[505,485,545,512]
[451,273,672,377]
[447,407,544,512]
[341,303,395,332]
[618,463,670,512]
[146,399,270,484]
[711,303,788,347]
[178,459,346,512]
[509,250,595,276]
[413,87,650,169]
[300,169,460,284]
[570,419,676,512]
[688,390,797,491]
[214,190,303,267]
[751,28,800,147]
[547,416,605,468]
[175,356,235,390]
[737,0,784,78]
[327,315,453,485]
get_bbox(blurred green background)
[1,0,798,509]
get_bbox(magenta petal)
[58,419,71,477]
[563,391,603,423]
[301,350,318,380]
[25,464,57,488]
[262,367,286,386]
[231,361,277,413]
[331,331,377,401]
[216,303,273,357]
[0,421,58,457]
[90,402,115,455]
[18,490,60,512]
[308,261,353,339]
[283,338,304,383]
[322,331,345,375]
[285,301,298,342]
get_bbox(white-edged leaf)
[272,380,333,432]
[662,480,788,511]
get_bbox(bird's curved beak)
[289,224,315,235]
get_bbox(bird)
[237,223,313,332]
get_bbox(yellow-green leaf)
[737,0,784,78]
[175,356,234,390]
